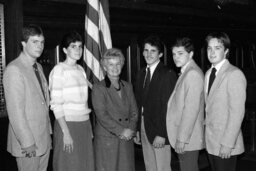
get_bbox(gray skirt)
[53,119,94,171]
[94,135,135,171]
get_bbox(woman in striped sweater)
[49,31,94,171]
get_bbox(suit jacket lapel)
[149,62,162,89]
[207,60,230,102]
[168,60,195,105]
[20,54,47,104]
[107,83,128,111]
[37,64,49,105]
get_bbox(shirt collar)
[211,59,226,75]
[147,60,160,78]
[21,52,37,67]
[180,60,192,74]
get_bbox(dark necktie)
[142,67,151,107]
[208,67,216,94]
[143,67,151,89]
[33,63,45,100]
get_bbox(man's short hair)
[143,35,164,54]
[206,32,230,58]
[22,24,44,42]
[205,32,230,50]
[172,37,194,53]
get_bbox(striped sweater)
[49,62,91,122]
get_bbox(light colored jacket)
[3,52,52,157]
[204,60,246,156]
[167,60,204,151]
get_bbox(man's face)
[172,46,192,68]
[207,38,228,66]
[22,35,45,59]
[143,43,162,67]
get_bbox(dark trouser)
[178,150,199,171]
[208,153,237,171]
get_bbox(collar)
[180,59,192,74]
[20,52,37,67]
[211,59,227,75]
[147,60,160,79]
[104,76,124,88]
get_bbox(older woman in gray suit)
[92,48,138,171]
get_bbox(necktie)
[33,63,45,100]
[142,67,151,107]
[208,67,216,94]
[143,67,151,89]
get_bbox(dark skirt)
[53,120,94,171]
[94,135,135,171]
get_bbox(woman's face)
[103,58,123,79]
[63,41,83,62]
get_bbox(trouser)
[16,147,50,171]
[141,117,172,171]
[208,153,237,171]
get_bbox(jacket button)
[119,119,122,122]
[125,118,128,121]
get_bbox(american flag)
[84,0,112,85]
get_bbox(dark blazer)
[135,62,177,144]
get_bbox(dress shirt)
[206,59,227,92]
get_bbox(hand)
[21,144,37,158]
[119,128,134,141]
[153,136,165,148]
[175,140,185,154]
[63,131,74,153]
[219,145,232,159]
[134,131,141,145]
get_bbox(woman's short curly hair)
[101,48,125,68]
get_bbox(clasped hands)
[21,144,37,158]
[119,128,134,141]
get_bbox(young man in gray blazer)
[3,25,52,171]
[204,32,246,171]
[166,37,205,171]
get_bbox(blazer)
[91,78,138,137]
[3,52,52,157]
[135,62,176,144]
[166,60,204,151]
[204,60,246,156]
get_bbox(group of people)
[3,24,246,171]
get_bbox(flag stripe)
[84,0,112,84]
[87,0,98,11]
[99,3,112,52]
[86,3,98,28]
[85,33,100,60]
[83,49,104,81]
[86,16,100,45]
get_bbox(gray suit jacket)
[204,60,246,156]
[3,52,52,157]
[92,79,138,137]
[166,60,204,151]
